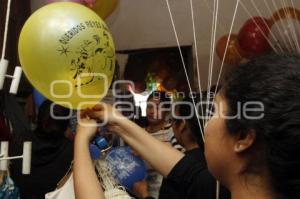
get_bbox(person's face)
[204,94,236,184]
[146,98,166,125]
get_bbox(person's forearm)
[74,135,105,199]
[116,118,184,177]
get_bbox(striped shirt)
[150,126,185,152]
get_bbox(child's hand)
[76,118,98,141]
[107,124,126,135]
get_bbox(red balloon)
[216,34,246,65]
[238,17,271,58]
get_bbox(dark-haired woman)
[158,94,229,199]
[204,54,300,199]
[74,53,300,199]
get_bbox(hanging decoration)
[238,17,271,58]
[145,73,157,91]
[216,34,246,65]
[271,7,300,25]
[19,2,116,110]
[269,7,300,53]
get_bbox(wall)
[106,0,300,89]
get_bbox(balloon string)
[95,159,133,199]
[189,0,205,132]
[250,0,284,53]
[279,1,296,52]
[281,0,300,53]
[206,0,219,121]
[165,0,205,142]
[207,0,240,125]
[262,0,286,54]
[239,1,278,53]
[1,0,12,60]
[269,0,289,51]
[290,0,300,54]
[190,2,221,197]
[199,0,243,57]
[270,0,294,52]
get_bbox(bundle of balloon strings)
[95,158,133,199]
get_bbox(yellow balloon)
[92,0,119,19]
[19,2,115,110]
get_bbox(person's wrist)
[75,133,92,144]
[110,111,126,123]
[116,114,131,126]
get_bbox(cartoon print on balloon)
[67,31,115,88]
[101,32,115,71]
[70,39,94,87]
[106,148,140,182]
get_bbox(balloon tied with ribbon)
[216,6,300,70]
[19,3,116,110]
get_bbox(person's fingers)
[79,110,86,119]
[85,110,104,120]
[79,107,93,119]
[107,124,123,133]
[107,125,118,132]
[78,118,96,126]
[92,103,106,111]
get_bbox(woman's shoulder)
[166,155,219,199]
[168,148,207,180]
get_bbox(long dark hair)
[222,53,300,199]
[175,91,215,150]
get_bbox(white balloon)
[269,18,300,54]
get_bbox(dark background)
[0,0,31,95]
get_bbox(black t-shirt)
[159,148,230,199]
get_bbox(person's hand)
[76,118,98,141]
[106,123,127,135]
[82,103,124,124]
[133,180,149,198]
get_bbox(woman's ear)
[234,129,256,153]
